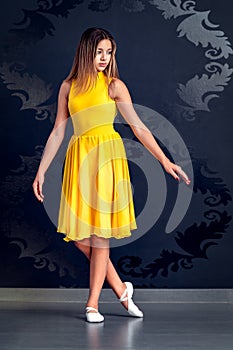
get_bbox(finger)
[176,167,191,184]
[32,182,44,202]
[170,168,180,181]
[32,182,39,198]
[39,182,44,199]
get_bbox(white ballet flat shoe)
[85,306,104,323]
[119,282,143,318]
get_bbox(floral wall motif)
[0,0,233,288]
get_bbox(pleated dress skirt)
[56,125,137,242]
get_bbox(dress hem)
[56,226,137,242]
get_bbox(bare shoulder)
[109,77,128,92]
[59,79,72,98]
[109,78,132,102]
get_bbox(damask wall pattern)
[0,0,233,288]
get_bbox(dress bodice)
[68,71,117,136]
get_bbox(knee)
[91,235,109,249]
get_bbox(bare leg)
[86,236,110,311]
[74,239,128,309]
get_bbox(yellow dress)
[56,71,137,242]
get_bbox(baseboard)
[0,288,233,303]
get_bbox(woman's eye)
[97,51,112,55]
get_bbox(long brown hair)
[65,27,119,94]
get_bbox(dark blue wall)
[0,0,232,288]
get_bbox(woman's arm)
[109,78,191,185]
[32,80,71,202]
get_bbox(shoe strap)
[86,306,98,313]
[119,287,129,302]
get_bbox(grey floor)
[0,301,233,350]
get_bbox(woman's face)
[94,39,112,72]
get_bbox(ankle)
[86,302,98,311]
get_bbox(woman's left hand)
[162,159,191,185]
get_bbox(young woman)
[32,27,191,323]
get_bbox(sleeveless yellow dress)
[56,71,137,242]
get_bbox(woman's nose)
[101,52,107,60]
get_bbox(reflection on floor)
[0,301,233,349]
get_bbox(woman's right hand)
[32,172,45,202]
